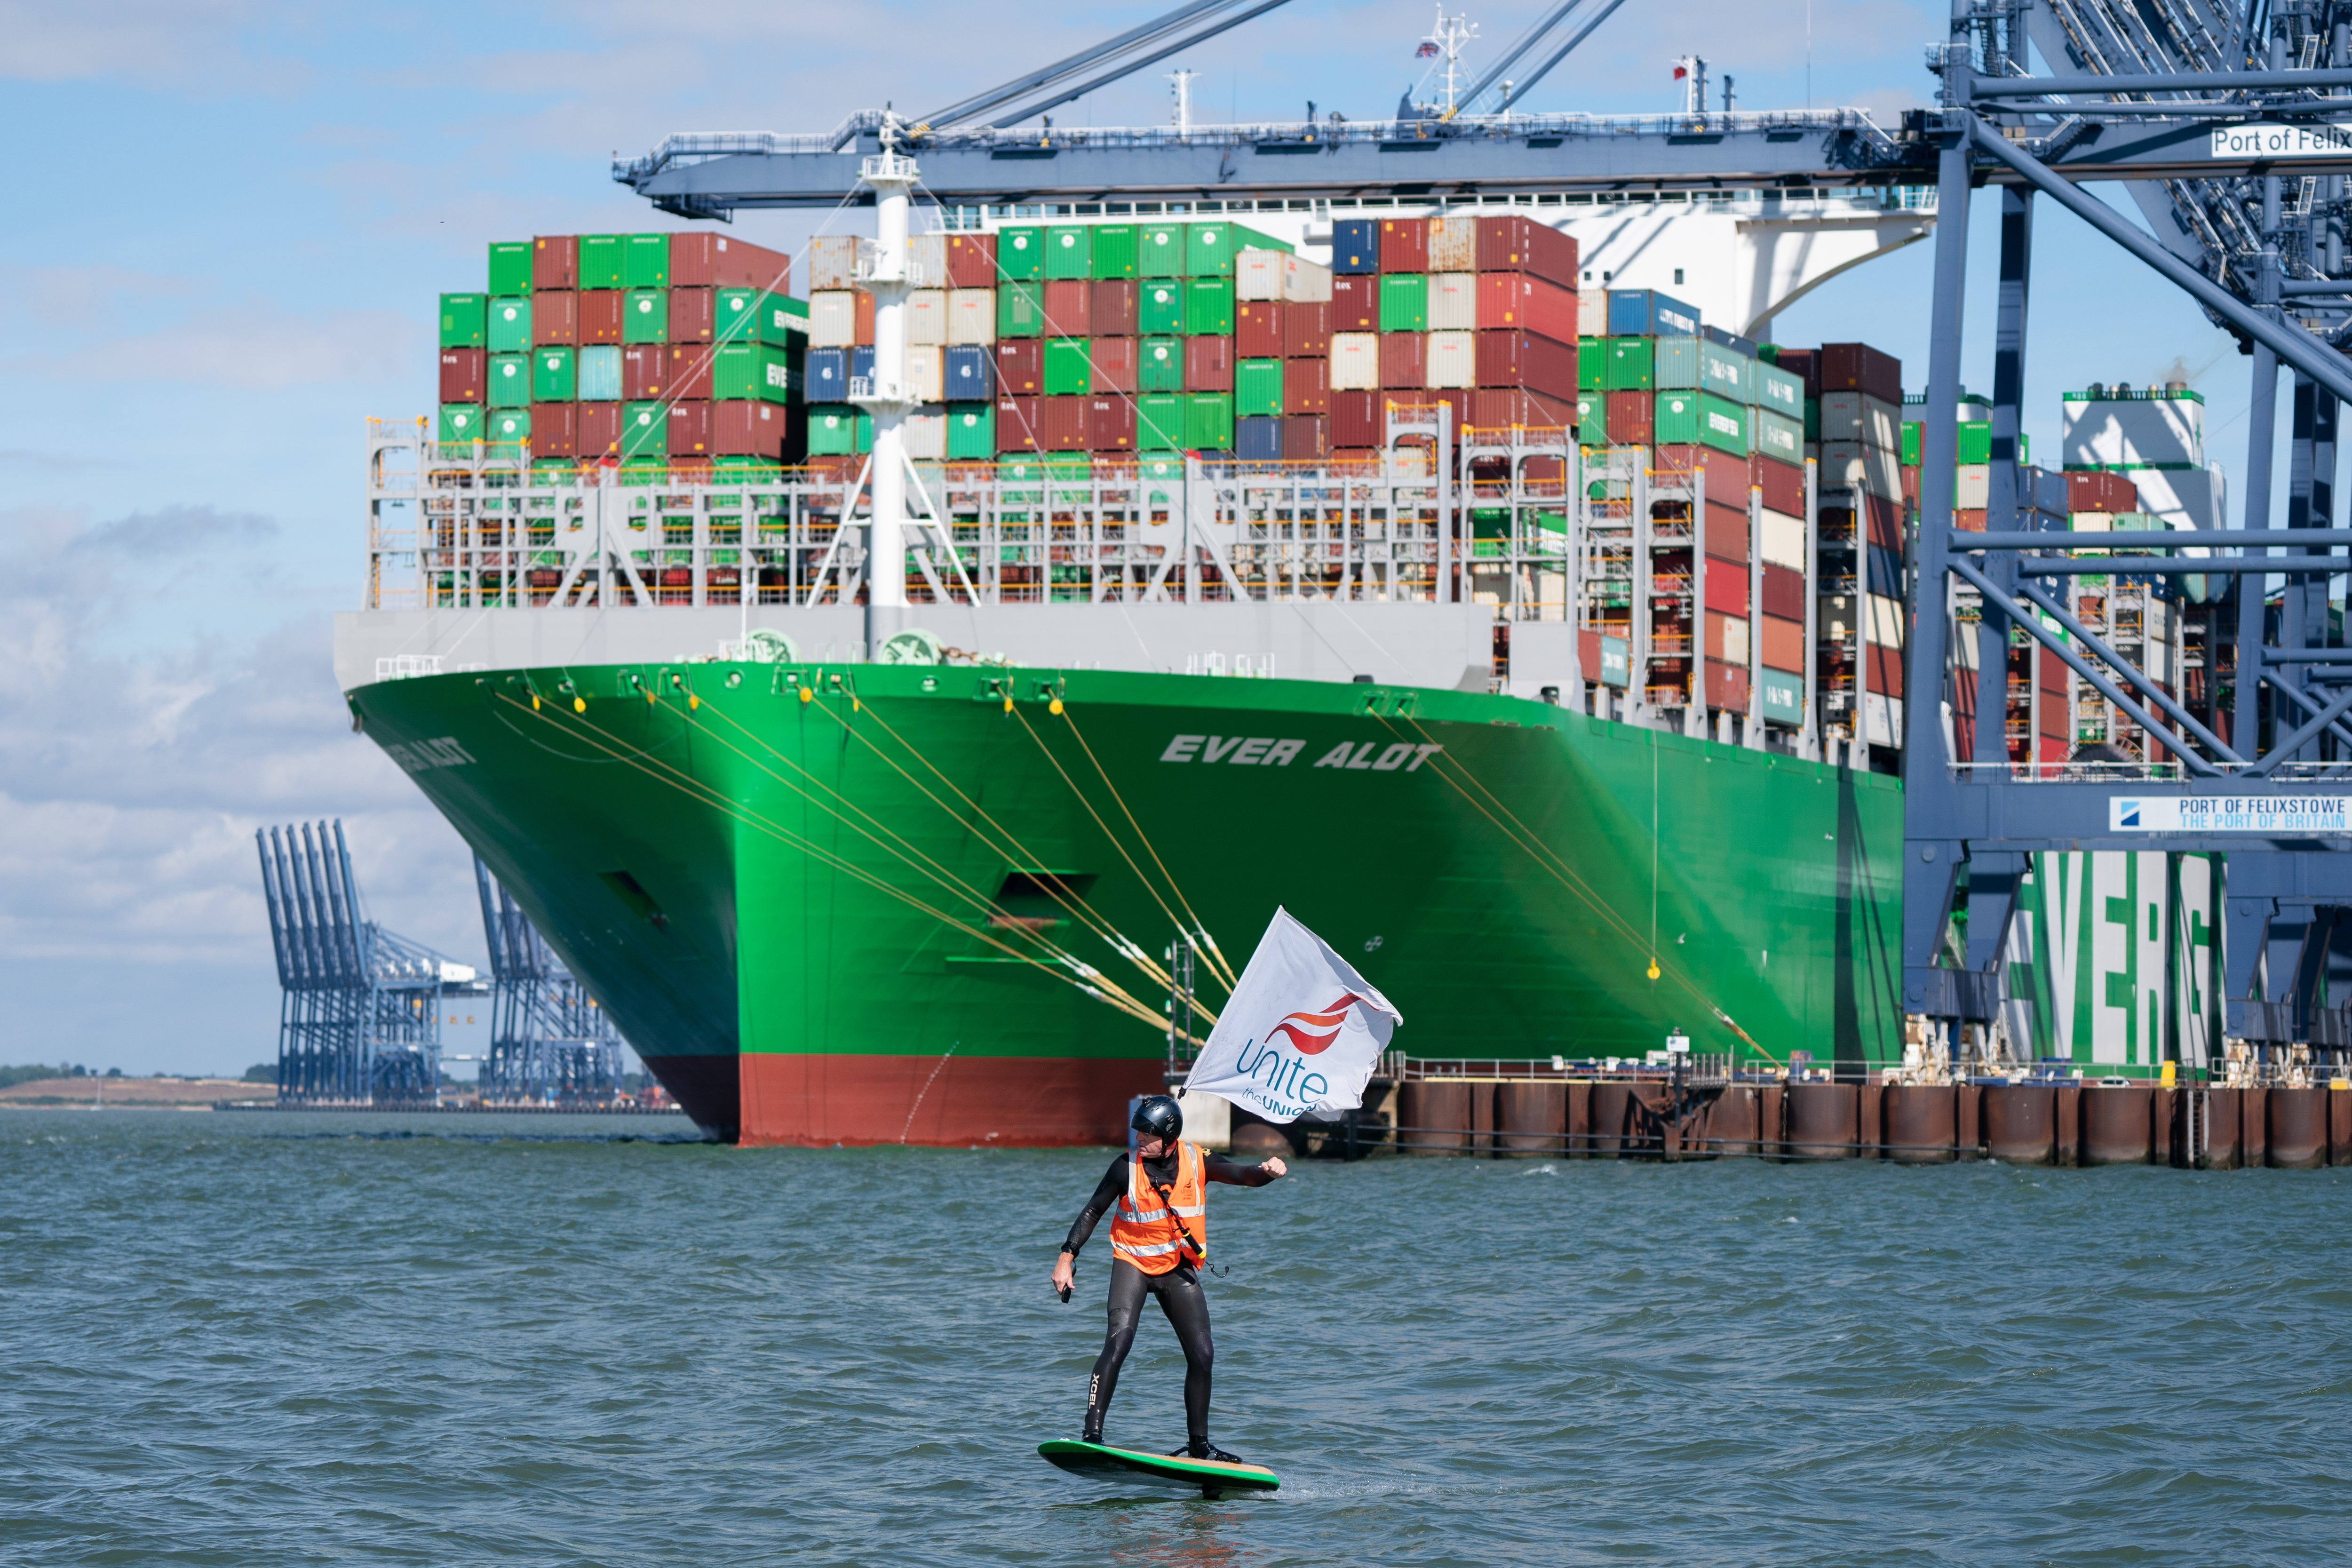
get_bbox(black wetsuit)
[1060,1146,1277,1446]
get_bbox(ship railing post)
[856,129,920,657]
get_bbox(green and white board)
[1038,1440,1280,1498]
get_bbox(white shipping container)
[1330,332,1380,390]
[808,236,859,292]
[1427,215,1478,271]
[2061,390,2205,469]
[1235,248,1333,302]
[1759,508,1807,570]
[1426,330,1476,389]
[907,234,946,287]
[1866,592,1906,647]
[1956,463,1989,510]
[1578,288,1607,337]
[809,290,858,348]
[1820,390,1901,451]
[1706,612,1751,665]
[903,407,946,461]
[945,289,996,346]
[1426,273,1478,331]
[906,345,944,403]
[1864,691,1903,748]
[906,290,947,347]
[1821,440,1902,501]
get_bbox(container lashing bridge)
[617,0,2352,1066]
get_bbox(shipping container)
[624,288,669,344]
[1041,395,1089,452]
[1604,337,1653,390]
[1332,390,1380,447]
[1378,274,1427,333]
[1042,279,1091,337]
[997,282,1045,338]
[578,344,622,402]
[1822,441,1903,501]
[623,234,670,290]
[1704,659,1750,713]
[487,241,532,296]
[994,396,1041,452]
[1704,611,1749,665]
[1237,357,1285,417]
[1184,335,1234,392]
[485,408,531,447]
[1087,337,1137,395]
[577,290,623,345]
[1284,301,1331,359]
[1476,273,1578,345]
[622,343,668,401]
[1087,396,1135,451]
[1760,562,1805,621]
[944,344,993,401]
[1184,392,1235,450]
[1088,224,1138,280]
[905,289,947,347]
[1698,391,1749,457]
[1426,330,1476,389]
[946,233,998,289]
[524,290,573,348]
[808,405,864,456]
[1331,333,1379,391]
[531,346,576,402]
[942,288,995,346]
[1604,390,1653,444]
[1469,387,1574,433]
[1284,356,1329,415]
[1378,218,1428,273]
[1576,390,1605,444]
[487,296,531,353]
[1653,389,1699,444]
[439,348,485,403]
[1183,278,1235,335]
[1331,218,1380,274]
[945,403,994,459]
[622,400,668,457]
[995,339,1043,396]
[1133,393,1183,450]
[1138,223,1186,277]
[1045,225,1092,280]
[1703,561,1749,616]
[1380,332,1425,390]
[1138,279,1185,336]
[1473,215,1578,287]
[578,236,625,292]
[1042,336,1091,395]
[1756,454,1804,515]
[1578,337,1605,390]
[1823,390,1902,449]
[1282,414,1330,462]
[1427,273,1478,332]
[1185,221,1287,277]
[1820,342,1902,403]
[808,236,858,292]
[1755,362,1805,422]
[578,400,620,456]
[669,287,715,344]
[667,344,713,401]
[1606,288,1701,337]
[806,346,848,402]
[1753,407,1803,466]
[527,234,576,291]
[714,288,809,348]
[1331,274,1378,333]
[1578,290,1608,337]
[1774,346,1822,399]
[1236,299,1284,359]
[1237,415,1284,462]
[719,398,798,460]
[1759,613,1806,674]
[1419,215,1472,272]
[1136,336,1184,392]
[1474,331,1578,400]
[1091,279,1138,337]
[487,352,529,408]
[1235,248,1333,302]
[997,226,1045,281]
[438,403,485,443]
[673,233,791,291]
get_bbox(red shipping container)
[1282,414,1329,462]
[1761,563,1805,621]
[1090,280,1138,337]
[1523,454,1565,484]
[578,290,623,344]
[1704,501,1750,564]
[1759,613,1806,673]
[1870,643,1906,699]
[1331,275,1378,332]
[1820,342,1902,404]
[1773,347,1820,399]
[529,402,579,457]
[1089,337,1137,395]
[1042,395,1089,452]
[669,287,715,343]
[1380,333,1425,390]
[579,401,621,458]
[623,343,669,400]
[1605,391,1653,445]
[532,235,578,290]
[1285,356,1330,415]
[1476,274,1578,344]
[1753,455,1804,516]
[1422,389,1470,432]
[1284,300,1331,358]
[669,233,790,290]
[1473,331,1577,399]
[1657,444,1753,508]
[994,340,1043,395]
[1703,561,1750,617]
[1470,387,1574,433]
[1236,301,1284,359]
[1088,396,1136,452]
[667,344,713,400]
[1472,215,1578,288]
[1332,390,1380,448]
[1955,509,1986,532]
[1184,335,1234,393]
[1865,493,1904,549]
[532,291,577,346]
[670,457,712,482]
[2066,469,2139,514]
[1705,659,1750,713]
[667,400,713,455]
[1378,218,1429,273]
[996,396,1042,452]
[1042,279,1091,337]
[852,289,876,346]
[946,233,998,289]
[439,348,485,403]
[2038,646,2066,694]
[714,399,794,459]
[1902,463,1920,506]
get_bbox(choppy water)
[5,1108,2349,1565]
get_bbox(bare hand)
[1051,1252,1075,1297]
[1259,1156,1288,1179]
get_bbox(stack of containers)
[437,231,803,475]
[1751,349,1811,725]
[1325,213,1580,458]
[1811,343,1905,743]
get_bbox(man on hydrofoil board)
[1050,1094,1286,1463]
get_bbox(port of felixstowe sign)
[1182,907,1402,1124]
[2211,123,2352,159]
[2110,796,2352,833]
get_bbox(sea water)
[5,1109,2348,1565]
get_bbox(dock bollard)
[1882,1084,1957,1163]
[2267,1086,2328,1169]
[1982,1084,2056,1165]
[1783,1082,1858,1160]
[2082,1085,2153,1166]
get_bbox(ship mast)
[1421,7,1478,116]
[855,116,920,656]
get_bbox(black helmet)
[1132,1094,1184,1141]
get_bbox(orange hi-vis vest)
[1108,1139,1207,1275]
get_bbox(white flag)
[1184,907,1402,1124]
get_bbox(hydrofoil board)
[1038,1439,1280,1498]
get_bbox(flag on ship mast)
[1183,908,1402,1124]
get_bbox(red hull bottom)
[739,1053,1164,1146]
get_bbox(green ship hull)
[350,662,1904,1143]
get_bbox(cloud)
[0,0,309,92]
[5,305,423,390]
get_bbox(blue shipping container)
[1702,324,1757,356]
[1236,415,1284,462]
[944,344,993,400]
[1607,289,1701,338]
[807,347,848,401]
[578,345,622,402]
[1330,218,1380,274]
[851,345,875,383]
[1866,544,1906,598]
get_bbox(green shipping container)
[1139,282,1185,336]
[623,288,668,343]
[1138,336,1184,392]
[713,343,802,403]
[488,353,529,408]
[1653,390,1700,444]
[1136,454,1186,481]
[1139,223,1187,277]
[488,296,532,353]
[1753,406,1804,465]
[716,288,809,347]
[1759,668,1805,724]
[532,346,576,402]
[622,401,667,458]
[1653,336,1751,402]
[1045,226,1092,279]
[1043,337,1093,395]
[1236,358,1285,417]
[1699,391,1749,456]
[486,408,531,446]
[1806,397,1822,443]
[1378,275,1427,333]
[1576,391,1607,445]
[580,235,626,290]
[996,226,1045,281]
[1604,337,1654,391]
[1901,420,1920,465]
[1184,220,1288,277]
[998,281,1045,338]
[623,233,670,289]
[945,404,994,460]
[1756,363,1804,420]
[1184,391,1234,450]
[1958,421,1992,464]
[440,293,486,349]
[438,404,486,443]
[1579,336,1605,391]
[807,405,859,455]
[488,242,533,296]
[1090,224,1138,279]
[1136,394,1184,449]
[1183,279,1234,336]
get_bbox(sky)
[0,0,2289,1076]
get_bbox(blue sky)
[0,0,2284,1075]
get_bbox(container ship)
[342,163,2221,1141]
